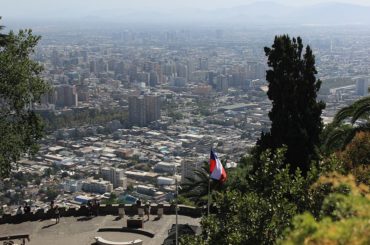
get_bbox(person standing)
[16,206,23,215]
[54,205,60,224]
[87,200,93,217]
[145,202,151,221]
[23,203,31,214]
[95,200,100,216]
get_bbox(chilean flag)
[209,149,227,183]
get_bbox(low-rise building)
[82,178,113,194]
[154,162,179,174]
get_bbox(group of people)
[87,199,100,217]
[14,198,163,226]
[47,199,100,224]
[15,199,104,224]
[16,203,31,215]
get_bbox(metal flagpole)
[175,171,179,245]
[207,173,211,216]
[207,148,212,216]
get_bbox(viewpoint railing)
[0,204,202,224]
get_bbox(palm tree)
[180,162,223,207]
[325,96,370,151]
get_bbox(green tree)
[280,173,370,245]
[325,96,370,151]
[334,132,370,185]
[43,168,52,178]
[321,123,352,154]
[177,195,195,207]
[185,148,314,244]
[102,192,118,205]
[180,162,224,207]
[338,132,370,169]
[255,35,325,174]
[110,192,117,200]
[126,184,134,192]
[0,19,49,177]
[45,187,59,201]
[34,177,41,185]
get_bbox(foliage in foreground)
[181,148,316,245]
[181,147,370,245]
[0,20,49,177]
[280,173,370,245]
[336,132,370,185]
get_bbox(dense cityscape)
[1,0,370,244]
[1,24,369,213]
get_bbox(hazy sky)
[2,0,370,10]
[2,0,370,17]
[2,0,370,25]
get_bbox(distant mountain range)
[7,1,370,26]
[210,2,370,25]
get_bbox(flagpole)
[207,148,212,216]
[207,172,211,216]
[175,176,178,245]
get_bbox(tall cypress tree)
[255,35,325,174]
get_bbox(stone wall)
[0,204,202,224]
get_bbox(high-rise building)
[174,77,186,87]
[129,95,146,127]
[163,63,175,77]
[208,71,217,87]
[40,88,57,106]
[355,77,369,96]
[176,63,188,81]
[129,64,138,82]
[199,57,209,70]
[129,94,161,126]
[137,72,150,85]
[149,71,159,87]
[89,60,97,74]
[101,167,126,189]
[246,62,266,80]
[80,50,88,62]
[144,61,157,72]
[51,50,61,67]
[216,75,229,93]
[187,60,196,81]
[77,85,89,102]
[108,59,117,72]
[55,84,78,108]
[97,58,108,73]
[145,94,161,123]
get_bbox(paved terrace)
[0,214,200,245]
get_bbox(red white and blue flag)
[209,149,227,183]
